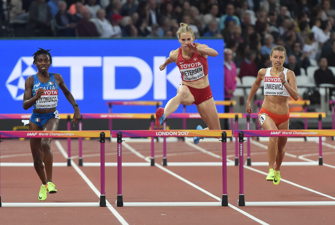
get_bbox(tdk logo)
[6,56,181,101]
[6,57,36,100]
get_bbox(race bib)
[35,90,58,109]
[259,114,266,125]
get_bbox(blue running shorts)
[30,110,60,128]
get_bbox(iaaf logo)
[27,132,38,136]
[6,56,181,101]
[270,131,281,135]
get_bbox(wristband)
[73,103,79,108]
[282,81,286,85]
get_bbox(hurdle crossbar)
[0,131,108,207]
[232,130,333,206]
[115,131,230,207]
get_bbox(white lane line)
[0,153,35,159]
[250,139,298,158]
[55,141,128,225]
[297,141,335,169]
[123,142,268,225]
[247,140,335,200]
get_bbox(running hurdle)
[243,112,326,166]
[80,113,242,167]
[182,100,236,129]
[0,114,84,166]
[234,130,335,206]
[106,101,162,132]
[111,130,232,207]
[0,130,109,207]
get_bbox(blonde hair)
[176,23,194,38]
[270,45,287,57]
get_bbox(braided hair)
[33,48,52,64]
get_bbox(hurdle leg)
[0,134,2,207]
[67,115,71,166]
[234,115,238,166]
[117,132,123,207]
[332,104,335,141]
[99,132,106,207]
[238,132,245,206]
[318,114,323,165]
[221,132,228,206]
[109,104,112,142]
[163,121,167,166]
[246,115,251,166]
[79,118,83,166]
[150,116,155,166]
[182,105,186,141]
[304,105,308,141]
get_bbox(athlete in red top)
[155,23,220,144]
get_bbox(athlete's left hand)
[186,43,197,52]
[72,107,81,126]
[279,71,285,83]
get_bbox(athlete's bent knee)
[41,142,51,151]
[269,137,278,144]
[177,90,188,101]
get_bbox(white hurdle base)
[122,202,221,207]
[0,162,68,167]
[245,201,335,206]
[1,202,100,207]
[247,161,318,166]
[165,162,235,166]
[83,162,150,167]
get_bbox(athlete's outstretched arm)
[280,70,299,100]
[159,50,177,71]
[246,69,265,114]
[189,44,218,57]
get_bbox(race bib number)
[35,90,58,109]
[259,114,266,125]
[180,64,204,81]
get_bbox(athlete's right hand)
[159,64,166,71]
[246,103,252,114]
[35,88,44,99]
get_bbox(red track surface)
[1,137,335,225]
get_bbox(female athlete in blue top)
[23,48,81,201]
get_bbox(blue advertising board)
[0,39,224,114]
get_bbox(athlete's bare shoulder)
[169,48,179,62]
[25,75,34,86]
[257,68,267,79]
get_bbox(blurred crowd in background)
[1,0,335,79]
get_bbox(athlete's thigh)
[197,98,220,130]
[258,113,277,130]
[29,121,43,151]
[42,117,59,144]
[277,120,289,145]
[177,85,195,105]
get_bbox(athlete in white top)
[246,45,299,185]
